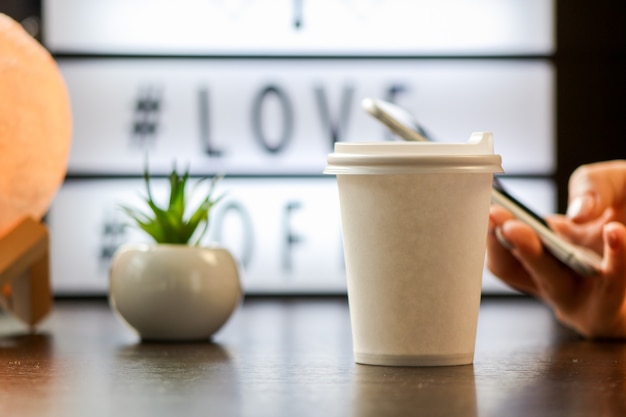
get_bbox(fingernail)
[566,195,593,220]
[495,226,514,250]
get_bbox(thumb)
[602,221,626,278]
[566,161,626,223]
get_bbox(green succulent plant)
[122,164,223,245]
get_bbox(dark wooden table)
[1,297,626,417]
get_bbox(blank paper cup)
[324,132,503,366]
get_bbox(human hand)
[566,160,626,221]
[486,160,626,339]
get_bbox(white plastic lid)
[323,132,503,175]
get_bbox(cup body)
[324,133,502,366]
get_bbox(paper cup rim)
[324,153,503,175]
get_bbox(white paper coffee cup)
[324,132,503,366]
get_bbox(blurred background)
[1,0,624,296]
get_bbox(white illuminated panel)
[61,59,554,176]
[47,177,554,295]
[43,0,554,55]
[48,178,345,295]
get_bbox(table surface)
[1,297,626,417]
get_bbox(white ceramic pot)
[109,244,242,341]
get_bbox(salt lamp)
[0,13,72,326]
[0,13,71,237]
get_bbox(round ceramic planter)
[109,244,242,341]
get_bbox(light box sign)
[48,178,346,295]
[47,177,554,295]
[61,59,554,176]
[43,0,554,55]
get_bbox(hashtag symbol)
[131,85,162,147]
[99,211,128,268]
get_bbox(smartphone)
[361,97,431,142]
[491,180,602,276]
[362,97,602,276]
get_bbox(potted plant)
[109,164,242,341]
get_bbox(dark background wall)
[555,0,626,210]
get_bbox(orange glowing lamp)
[0,14,72,326]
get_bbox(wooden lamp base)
[0,217,52,327]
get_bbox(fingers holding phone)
[488,205,581,307]
[487,205,540,296]
[567,160,626,224]
[490,203,626,338]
